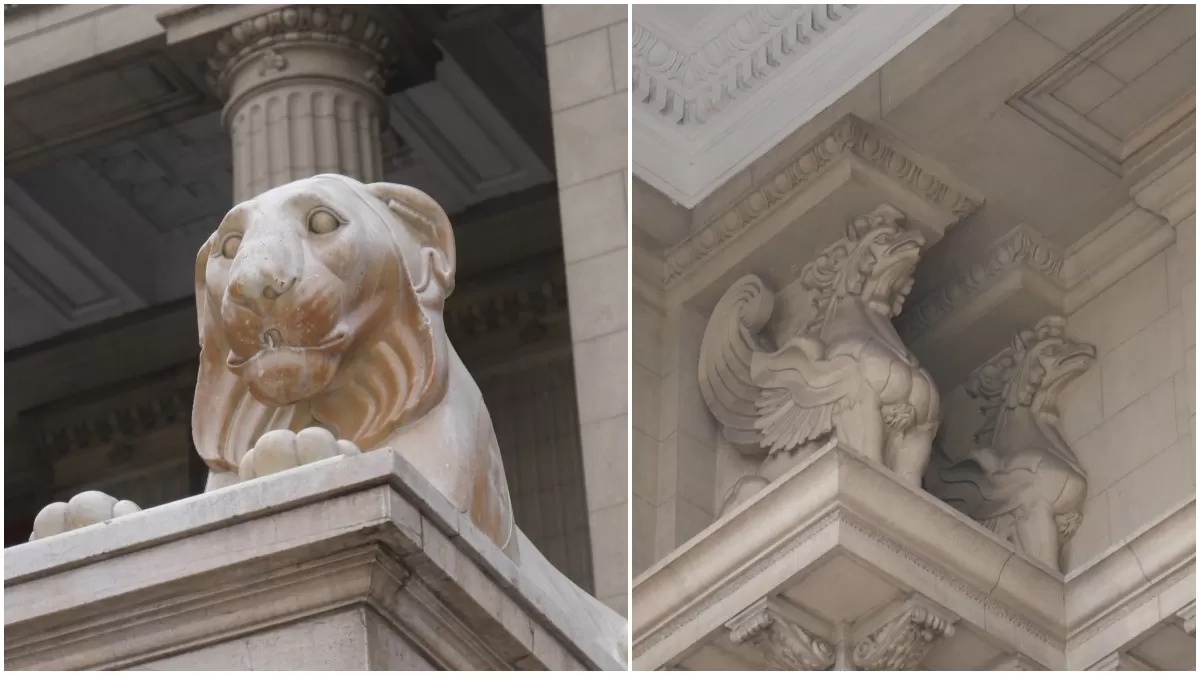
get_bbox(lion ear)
[366,182,456,297]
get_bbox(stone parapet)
[4,449,625,671]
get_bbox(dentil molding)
[632,5,956,207]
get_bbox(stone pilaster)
[206,7,401,202]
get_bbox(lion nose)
[261,275,297,301]
[229,271,297,305]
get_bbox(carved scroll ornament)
[926,316,1096,572]
[700,205,940,513]
[852,599,957,670]
[726,600,835,671]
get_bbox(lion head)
[967,315,1096,444]
[801,204,924,330]
[192,174,456,472]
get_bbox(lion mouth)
[226,330,348,371]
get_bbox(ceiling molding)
[632,4,956,208]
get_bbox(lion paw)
[30,491,141,541]
[238,427,361,482]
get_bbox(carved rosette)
[851,599,957,670]
[726,601,835,671]
[206,7,433,201]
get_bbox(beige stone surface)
[631,5,1194,668]
[545,4,630,619]
[6,450,626,671]
[547,26,616,112]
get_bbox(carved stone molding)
[632,5,859,128]
[851,596,957,670]
[631,5,955,207]
[896,226,1064,343]
[926,316,1095,572]
[663,115,983,286]
[725,598,835,670]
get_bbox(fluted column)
[207,7,398,202]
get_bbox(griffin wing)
[698,275,777,451]
[749,336,865,453]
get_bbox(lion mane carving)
[188,173,514,551]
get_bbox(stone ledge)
[4,449,624,671]
[1065,498,1196,669]
[630,442,1196,670]
[631,442,1064,670]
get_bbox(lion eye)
[221,234,242,259]
[308,209,341,235]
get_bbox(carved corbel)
[725,598,835,670]
[926,315,1096,572]
[851,596,957,670]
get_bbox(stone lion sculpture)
[33,174,512,552]
[700,205,939,514]
[29,174,626,663]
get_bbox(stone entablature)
[631,442,1196,670]
[5,449,625,670]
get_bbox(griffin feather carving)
[700,204,940,513]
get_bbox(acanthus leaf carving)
[851,596,957,670]
[700,204,939,515]
[725,599,835,671]
[926,315,1096,572]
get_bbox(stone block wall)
[544,4,629,615]
[631,300,719,576]
[1062,215,1196,570]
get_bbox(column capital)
[205,6,408,102]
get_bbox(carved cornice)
[852,596,957,670]
[632,6,859,127]
[725,598,835,670]
[897,226,1064,342]
[662,115,983,286]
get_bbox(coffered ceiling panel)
[1010,4,1196,175]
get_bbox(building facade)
[631,5,1195,670]
[4,1,627,623]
